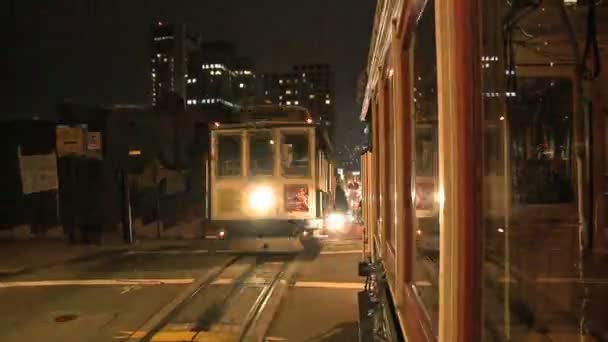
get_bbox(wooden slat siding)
[435,0,483,341]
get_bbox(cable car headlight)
[247,186,275,213]
[326,213,346,231]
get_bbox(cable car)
[206,105,335,239]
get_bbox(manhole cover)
[55,314,78,323]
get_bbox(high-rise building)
[150,22,199,107]
[233,57,258,105]
[293,64,335,124]
[185,41,257,110]
[262,64,335,125]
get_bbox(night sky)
[7,0,375,152]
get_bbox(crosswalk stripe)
[211,278,234,285]
[320,250,362,255]
[150,331,197,341]
[293,281,364,289]
[0,278,194,288]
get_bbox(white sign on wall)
[18,146,59,195]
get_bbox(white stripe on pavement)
[0,278,195,288]
[414,280,433,287]
[320,250,362,255]
[536,277,608,285]
[293,281,364,290]
[125,249,209,255]
[211,278,234,285]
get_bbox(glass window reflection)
[249,131,274,176]
[411,0,440,335]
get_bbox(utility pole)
[119,169,134,244]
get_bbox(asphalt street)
[0,236,365,342]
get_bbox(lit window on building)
[279,80,284,84]
[216,71,222,75]
[193,100,197,105]
[309,94,315,99]
[302,73,306,77]
[265,91,269,95]
[294,101,299,105]
[286,90,292,95]
[152,73,156,78]
[287,101,292,105]
[325,99,331,105]
[279,96,283,100]
[157,53,161,58]
[239,83,245,88]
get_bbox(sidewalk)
[0,238,207,277]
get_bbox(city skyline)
[8,0,376,163]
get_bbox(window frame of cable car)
[279,127,313,178]
[246,129,276,177]
[506,65,579,220]
[214,130,245,178]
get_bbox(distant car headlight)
[326,213,346,231]
[248,186,274,213]
[306,219,323,229]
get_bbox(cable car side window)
[510,77,574,205]
[217,134,242,177]
[281,132,310,177]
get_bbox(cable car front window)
[281,132,310,177]
[217,134,241,177]
[249,131,274,176]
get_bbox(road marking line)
[211,278,234,285]
[0,278,195,288]
[193,330,238,342]
[320,250,362,255]
[150,331,197,341]
[293,281,364,290]
[536,277,608,285]
[265,337,288,341]
[120,285,142,294]
[162,323,197,331]
[495,277,608,285]
[209,323,240,333]
[115,330,147,339]
[125,250,209,255]
[414,280,433,287]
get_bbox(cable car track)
[129,254,296,342]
